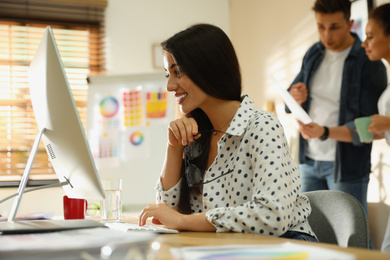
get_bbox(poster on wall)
[122,86,145,127]
[121,127,151,160]
[87,73,174,169]
[88,129,120,169]
[88,90,122,169]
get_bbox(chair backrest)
[303,190,369,248]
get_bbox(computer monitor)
[7,26,104,221]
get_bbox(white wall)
[105,0,230,75]
[375,0,390,6]
[230,0,317,110]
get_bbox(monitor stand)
[5,129,72,222]
[7,128,47,222]
[1,128,105,234]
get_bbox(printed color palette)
[98,133,118,158]
[146,90,167,118]
[123,90,143,126]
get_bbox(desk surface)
[1,215,389,259]
[152,232,390,260]
[119,215,390,260]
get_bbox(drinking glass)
[100,179,122,222]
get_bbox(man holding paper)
[287,0,387,227]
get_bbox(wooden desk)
[119,215,390,260]
[152,232,390,260]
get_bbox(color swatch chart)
[122,89,143,127]
[98,133,118,158]
[146,89,168,119]
[172,242,355,260]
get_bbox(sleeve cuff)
[205,208,230,232]
[345,121,363,145]
[155,177,181,207]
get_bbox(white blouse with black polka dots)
[156,95,316,238]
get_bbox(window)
[0,0,106,185]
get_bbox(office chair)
[303,190,369,248]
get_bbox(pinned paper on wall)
[122,87,144,127]
[98,132,119,158]
[146,89,168,119]
[87,73,175,168]
[99,96,119,118]
[88,130,120,169]
[91,92,121,132]
[121,127,151,160]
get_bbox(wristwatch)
[320,126,329,141]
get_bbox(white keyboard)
[104,222,179,234]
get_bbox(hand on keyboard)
[104,222,179,234]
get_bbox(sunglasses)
[184,130,234,187]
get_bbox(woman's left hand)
[138,203,184,230]
[369,114,390,134]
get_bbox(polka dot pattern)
[155,95,315,238]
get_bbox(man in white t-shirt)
[288,0,387,248]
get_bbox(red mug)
[63,195,87,220]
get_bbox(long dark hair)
[178,108,213,214]
[161,24,242,214]
[369,3,390,36]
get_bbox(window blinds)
[0,0,106,184]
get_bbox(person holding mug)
[361,3,390,253]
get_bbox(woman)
[362,4,390,141]
[361,3,390,253]
[138,24,317,241]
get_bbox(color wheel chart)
[129,131,144,146]
[90,95,121,163]
[122,89,144,127]
[99,96,119,118]
[98,96,120,129]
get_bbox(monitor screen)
[27,26,104,200]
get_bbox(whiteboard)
[87,73,175,207]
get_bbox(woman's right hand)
[168,117,199,147]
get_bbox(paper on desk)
[0,227,156,253]
[269,74,312,125]
[0,212,54,222]
[170,242,355,260]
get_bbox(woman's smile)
[176,93,188,104]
